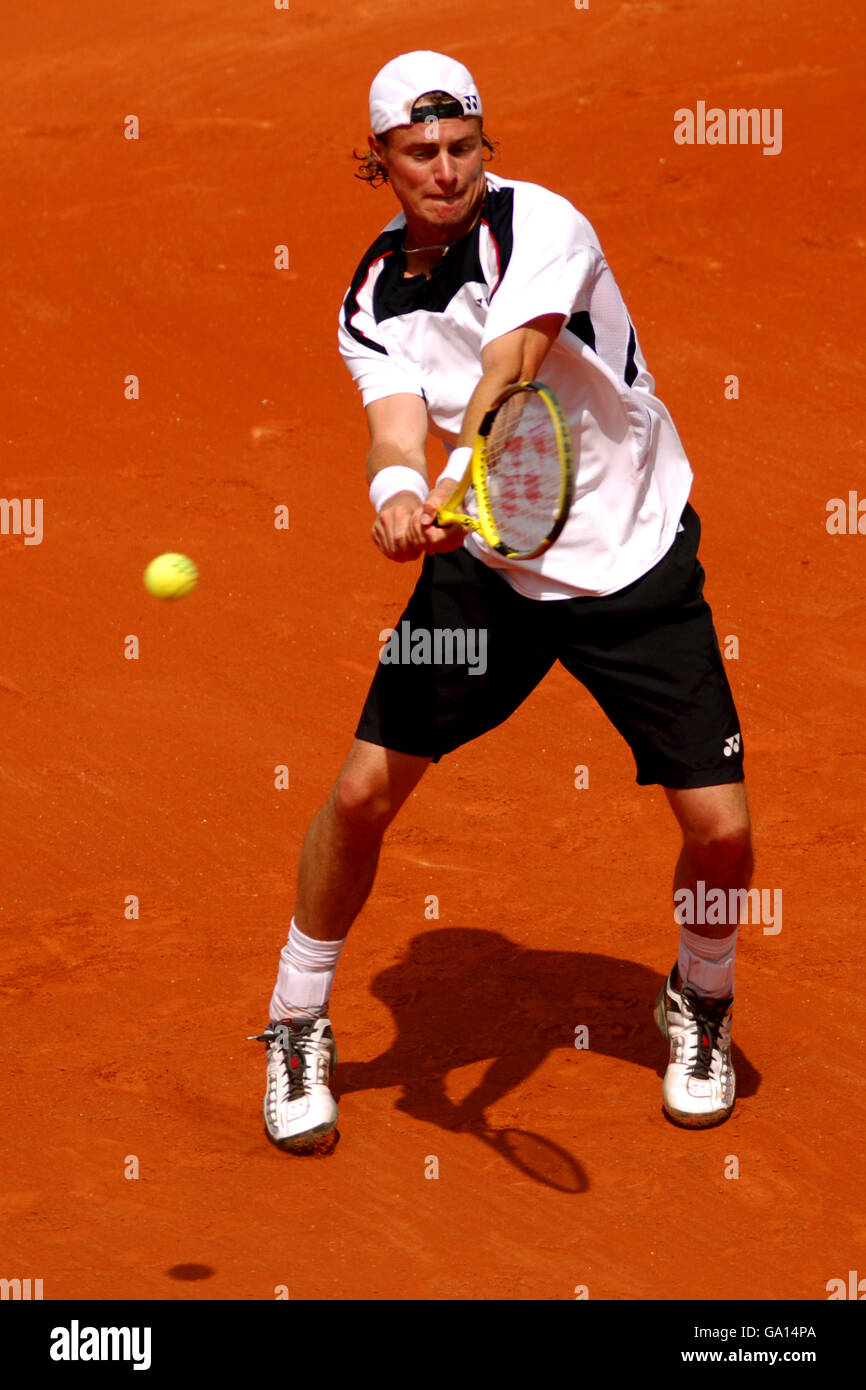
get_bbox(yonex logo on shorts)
[723,732,741,757]
[378,620,488,676]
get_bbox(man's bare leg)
[256,739,431,1148]
[666,781,753,959]
[656,780,753,1127]
[295,737,432,941]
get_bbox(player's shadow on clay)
[334,929,760,1194]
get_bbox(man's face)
[369,117,486,233]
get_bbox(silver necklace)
[404,239,451,255]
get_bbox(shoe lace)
[680,988,732,1081]
[249,1022,307,1103]
[248,1020,332,1097]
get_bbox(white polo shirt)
[338,172,693,599]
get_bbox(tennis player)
[250,51,753,1147]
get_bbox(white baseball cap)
[369,50,482,136]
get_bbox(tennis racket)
[434,379,574,560]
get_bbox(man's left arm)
[413,312,565,549]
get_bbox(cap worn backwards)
[369,50,482,135]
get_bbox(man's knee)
[332,767,395,832]
[684,818,753,876]
[668,783,752,874]
[331,743,428,834]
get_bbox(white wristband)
[369,466,428,515]
[436,445,472,488]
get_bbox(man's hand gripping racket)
[420,380,574,560]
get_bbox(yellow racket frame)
[434,379,574,560]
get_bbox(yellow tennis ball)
[144,552,198,600]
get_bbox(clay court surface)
[2,0,864,1301]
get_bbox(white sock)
[269,918,347,1024]
[678,926,737,999]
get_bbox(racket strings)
[484,392,566,553]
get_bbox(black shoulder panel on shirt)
[373,233,486,319]
[480,183,515,284]
[341,227,406,354]
[357,183,517,325]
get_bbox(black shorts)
[355,503,744,788]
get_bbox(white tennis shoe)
[654,965,735,1128]
[249,1016,338,1150]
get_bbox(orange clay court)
[1,0,864,1301]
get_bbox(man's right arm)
[365,394,435,563]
